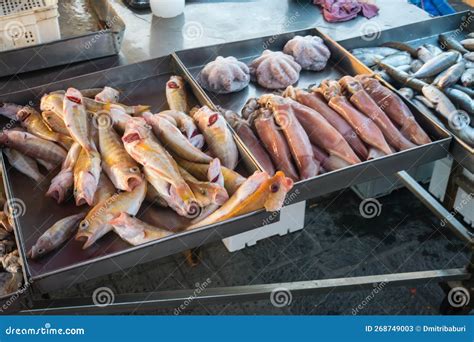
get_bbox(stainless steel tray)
[339,11,474,174]
[176,28,452,203]
[0,55,279,293]
[0,0,125,78]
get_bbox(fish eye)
[270,183,280,193]
[129,166,139,173]
[37,248,45,255]
[79,220,89,230]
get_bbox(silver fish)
[445,88,474,115]
[461,68,474,87]
[380,51,412,67]
[433,61,465,88]
[460,39,474,51]
[413,51,460,78]
[352,47,399,57]
[410,59,424,73]
[398,88,414,100]
[464,52,474,62]
[439,33,468,54]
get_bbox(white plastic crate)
[0,0,59,51]
[351,162,435,199]
[429,157,474,228]
[222,201,306,252]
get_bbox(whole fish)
[158,109,204,148]
[452,84,474,98]
[40,93,64,118]
[46,142,82,203]
[398,88,414,100]
[439,33,469,54]
[413,51,460,78]
[192,106,239,170]
[166,75,189,113]
[63,88,96,152]
[73,148,101,206]
[422,85,474,145]
[381,41,418,57]
[376,62,428,92]
[76,180,146,249]
[188,171,293,229]
[4,148,43,182]
[144,166,200,218]
[460,39,474,51]
[353,53,384,67]
[122,118,199,217]
[259,94,319,179]
[94,86,120,103]
[284,86,369,160]
[0,130,66,165]
[179,166,228,207]
[340,76,416,151]
[42,110,69,136]
[110,213,171,246]
[380,51,412,67]
[224,110,275,174]
[28,212,86,259]
[351,47,399,57]
[98,115,142,191]
[278,94,361,164]
[16,106,73,149]
[444,88,474,115]
[358,76,432,145]
[433,61,465,88]
[0,102,22,121]
[318,80,392,156]
[142,112,212,164]
[175,157,245,196]
[461,68,474,87]
[252,108,299,181]
[94,173,117,205]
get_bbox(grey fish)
[464,52,474,62]
[424,44,443,56]
[377,62,427,92]
[3,148,43,182]
[417,45,435,63]
[380,51,412,67]
[433,61,465,88]
[465,61,474,69]
[28,212,86,259]
[411,99,445,127]
[398,88,414,100]
[0,102,21,121]
[411,59,424,73]
[460,39,474,51]
[381,41,418,57]
[352,47,399,57]
[422,85,457,121]
[373,69,393,83]
[353,53,384,67]
[445,88,474,115]
[461,68,474,87]
[439,33,469,54]
[396,64,413,72]
[413,51,460,78]
[453,84,474,98]
[414,95,435,109]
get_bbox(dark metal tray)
[0,0,125,78]
[0,55,279,293]
[338,11,474,174]
[176,28,452,203]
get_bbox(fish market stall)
[0,0,471,315]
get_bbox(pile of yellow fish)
[0,76,293,259]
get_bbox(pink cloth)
[314,0,379,23]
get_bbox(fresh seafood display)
[197,56,250,94]
[283,35,331,71]
[0,77,293,258]
[351,31,474,147]
[249,50,301,89]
